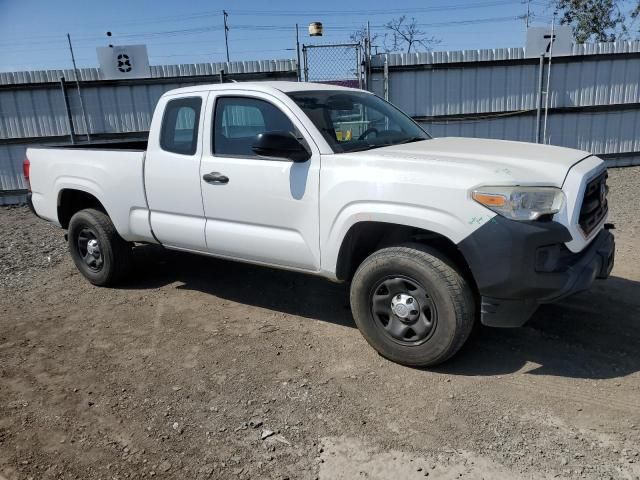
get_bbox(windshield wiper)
[396,136,428,145]
[343,144,383,153]
[341,136,427,153]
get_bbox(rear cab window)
[160,97,202,155]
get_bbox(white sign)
[525,26,574,58]
[97,45,150,79]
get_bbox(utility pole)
[66,33,91,143]
[295,24,301,81]
[525,0,531,28]
[366,20,372,91]
[223,10,230,63]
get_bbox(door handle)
[202,172,229,185]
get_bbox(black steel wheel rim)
[369,276,437,345]
[77,227,104,272]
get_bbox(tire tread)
[351,243,475,366]
[68,208,132,286]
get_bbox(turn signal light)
[472,192,506,207]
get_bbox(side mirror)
[252,131,310,162]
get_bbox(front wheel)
[350,244,475,367]
[68,208,132,286]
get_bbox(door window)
[213,97,297,157]
[160,97,202,155]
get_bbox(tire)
[67,208,132,286]
[350,243,475,367]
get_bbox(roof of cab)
[162,81,368,97]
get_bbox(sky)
[0,0,556,73]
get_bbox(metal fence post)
[59,76,75,145]
[535,54,545,143]
[357,45,363,89]
[542,16,556,145]
[383,55,389,101]
[363,39,369,90]
[302,46,309,82]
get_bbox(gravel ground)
[605,167,640,280]
[0,205,66,290]
[1,167,639,480]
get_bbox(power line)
[0,34,300,54]
[0,1,546,44]
[229,1,550,16]
[0,15,526,48]
[150,47,295,59]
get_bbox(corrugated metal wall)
[0,59,297,85]
[370,41,640,167]
[372,58,640,117]
[0,82,186,138]
[0,59,297,204]
[0,144,30,205]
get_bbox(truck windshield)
[287,90,430,153]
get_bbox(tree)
[554,0,629,42]
[383,16,440,53]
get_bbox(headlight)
[471,186,565,221]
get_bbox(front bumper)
[458,217,615,327]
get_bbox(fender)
[30,176,106,228]
[54,177,152,242]
[321,200,476,279]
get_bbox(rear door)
[145,92,208,251]
[199,90,321,271]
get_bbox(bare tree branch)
[383,16,440,53]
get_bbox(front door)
[199,91,320,271]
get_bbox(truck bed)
[27,145,152,242]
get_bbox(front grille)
[579,171,608,235]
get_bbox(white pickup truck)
[26,81,615,366]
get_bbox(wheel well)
[57,189,107,229]
[335,221,476,288]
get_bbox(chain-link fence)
[302,43,363,88]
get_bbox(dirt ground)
[1,167,639,480]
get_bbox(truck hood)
[361,137,592,187]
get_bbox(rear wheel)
[68,208,132,286]
[350,244,475,367]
